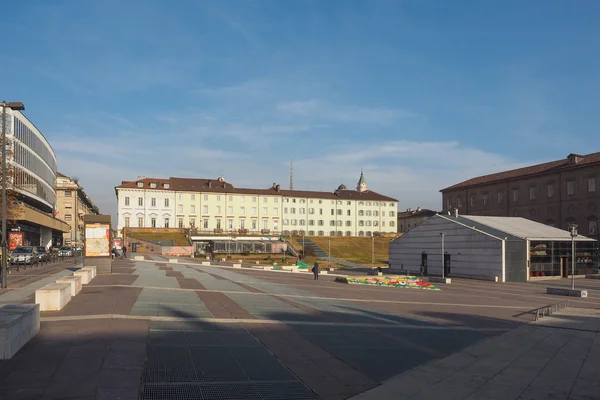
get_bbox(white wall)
[117,188,175,231]
[389,215,505,281]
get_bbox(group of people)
[111,245,128,259]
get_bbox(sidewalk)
[350,307,600,400]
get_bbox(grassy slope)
[308,237,392,266]
[129,232,190,246]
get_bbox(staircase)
[302,238,370,269]
[302,238,328,258]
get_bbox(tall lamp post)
[328,237,331,268]
[569,225,578,290]
[302,234,305,260]
[440,232,446,279]
[1,101,25,289]
[371,234,375,265]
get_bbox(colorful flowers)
[345,276,439,290]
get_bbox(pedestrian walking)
[312,261,319,280]
[122,245,127,259]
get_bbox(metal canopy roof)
[458,215,596,242]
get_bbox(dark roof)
[440,152,600,192]
[56,172,69,178]
[115,176,398,201]
[397,209,438,219]
[116,178,172,189]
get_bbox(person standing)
[312,261,319,280]
[122,245,127,259]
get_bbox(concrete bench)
[255,261,260,264]
[74,269,93,285]
[82,266,96,279]
[56,276,82,296]
[428,276,452,284]
[232,263,242,268]
[547,287,588,298]
[134,255,144,261]
[221,257,227,262]
[169,259,178,263]
[35,283,72,311]
[201,261,211,266]
[0,304,40,359]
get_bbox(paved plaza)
[0,255,599,400]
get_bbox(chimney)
[454,208,459,218]
[207,180,212,188]
[272,183,277,189]
[276,184,281,192]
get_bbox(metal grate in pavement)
[139,382,317,400]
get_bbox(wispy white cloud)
[276,100,419,124]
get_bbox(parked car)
[58,246,73,257]
[36,247,50,262]
[11,246,39,266]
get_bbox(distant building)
[115,172,399,237]
[440,153,600,237]
[397,208,437,233]
[55,173,100,247]
[4,107,69,247]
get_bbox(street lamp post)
[1,101,25,289]
[371,234,375,265]
[302,234,305,260]
[328,237,331,268]
[440,232,446,279]
[570,225,578,290]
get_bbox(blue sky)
[4,0,600,219]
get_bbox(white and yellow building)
[115,172,398,237]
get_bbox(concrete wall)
[162,246,193,256]
[389,215,504,281]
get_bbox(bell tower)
[357,170,368,192]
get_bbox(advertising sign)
[85,223,110,257]
[9,232,24,251]
[112,238,123,250]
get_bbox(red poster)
[9,232,23,250]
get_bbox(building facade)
[440,153,600,238]
[397,208,437,233]
[115,172,398,237]
[55,173,100,247]
[3,107,69,247]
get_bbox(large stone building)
[440,152,600,238]
[397,208,437,233]
[2,105,69,247]
[115,172,398,237]
[55,173,100,247]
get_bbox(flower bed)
[337,276,439,290]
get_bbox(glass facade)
[529,240,599,277]
[9,113,57,210]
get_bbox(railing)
[519,301,569,321]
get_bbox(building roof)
[115,176,398,201]
[440,152,600,192]
[451,215,595,242]
[397,208,438,219]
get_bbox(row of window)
[280,219,394,227]
[449,178,597,210]
[286,231,379,236]
[13,142,56,189]
[124,216,278,231]
[13,118,57,173]
[12,166,55,206]
[123,197,396,217]
[126,192,396,207]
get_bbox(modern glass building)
[5,108,69,247]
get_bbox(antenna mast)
[290,161,294,190]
